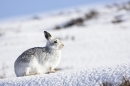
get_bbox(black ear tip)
[44,31,52,40]
[44,31,47,34]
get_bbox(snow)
[0,64,130,86]
[0,1,130,85]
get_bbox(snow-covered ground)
[0,1,130,85]
[0,64,130,86]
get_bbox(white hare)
[14,31,64,77]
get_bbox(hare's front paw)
[24,73,30,76]
[24,72,40,76]
[50,67,55,73]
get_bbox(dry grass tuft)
[100,82,113,86]
[101,77,130,86]
[111,16,123,24]
[85,10,98,20]
[119,77,130,86]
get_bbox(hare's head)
[44,31,64,50]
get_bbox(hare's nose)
[62,44,64,47]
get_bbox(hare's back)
[16,47,45,62]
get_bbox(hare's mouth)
[62,44,64,47]
[60,44,64,49]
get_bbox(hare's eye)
[54,40,57,43]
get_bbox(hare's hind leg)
[24,67,31,76]
[24,67,41,76]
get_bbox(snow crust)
[0,64,130,86]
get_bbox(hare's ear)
[44,31,52,40]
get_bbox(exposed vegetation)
[106,1,130,11]
[111,16,123,24]
[54,1,130,30]
[101,77,130,86]
[120,77,130,86]
[63,17,84,28]
[101,82,113,86]
[85,10,98,20]
[53,10,98,30]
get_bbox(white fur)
[14,31,64,77]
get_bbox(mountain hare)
[14,31,64,77]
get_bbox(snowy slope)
[0,1,130,85]
[0,64,130,86]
